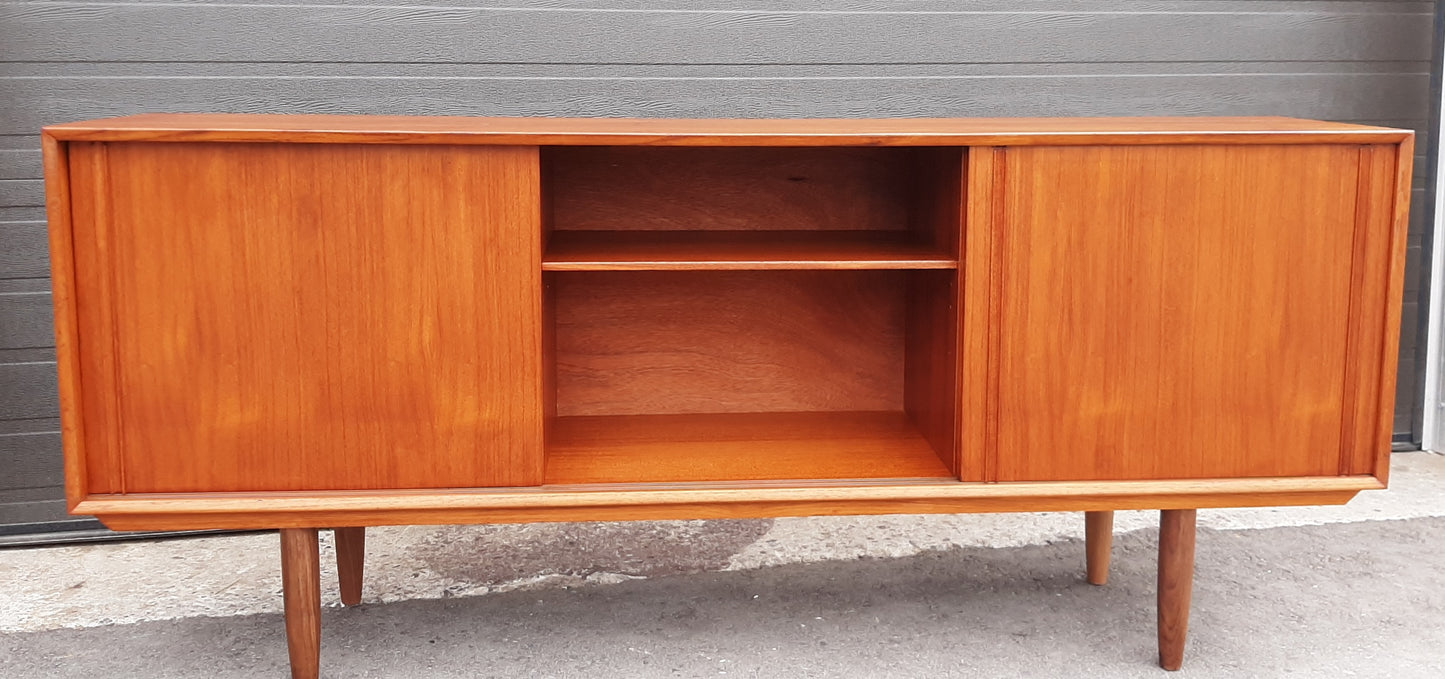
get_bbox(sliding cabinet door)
[963,144,1404,481]
[66,142,543,493]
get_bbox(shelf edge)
[541,260,959,271]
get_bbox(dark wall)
[0,0,1435,534]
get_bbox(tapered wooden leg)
[1157,509,1197,671]
[334,527,366,607]
[280,528,321,679]
[1085,510,1114,585]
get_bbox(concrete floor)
[3,453,1445,677]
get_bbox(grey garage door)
[0,0,1436,542]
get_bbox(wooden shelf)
[541,230,957,271]
[544,411,955,484]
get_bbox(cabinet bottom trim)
[77,476,1382,531]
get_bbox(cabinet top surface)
[44,113,1410,146]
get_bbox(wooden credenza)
[42,115,1413,677]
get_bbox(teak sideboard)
[41,114,1412,677]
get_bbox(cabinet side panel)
[1340,145,1404,479]
[905,271,959,476]
[995,145,1358,481]
[66,142,124,495]
[904,149,964,476]
[1348,139,1412,482]
[102,142,543,492]
[42,135,91,507]
[1377,137,1414,481]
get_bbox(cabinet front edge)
[41,134,89,511]
[76,476,1383,530]
[41,118,1412,147]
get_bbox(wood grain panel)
[989,145,1361,481]
[1372,136,1416,479]
[902,150,963,476]
[906,147,965,257]
[75,142,544,493]
[66,142,122,495]
[554,270,904,416]
[1341,146,1403,477]
[905,270,960,476]
[3,3,1427,64]
[545,412,952,484]
[960,147,1003,483]
[546,146,914,231]
[39,133,82,510]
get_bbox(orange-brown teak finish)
[41,115,1414,677]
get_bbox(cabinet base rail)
[78,475,1375,531]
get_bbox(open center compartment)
[540,145,964,484]
[541,145,962,270]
